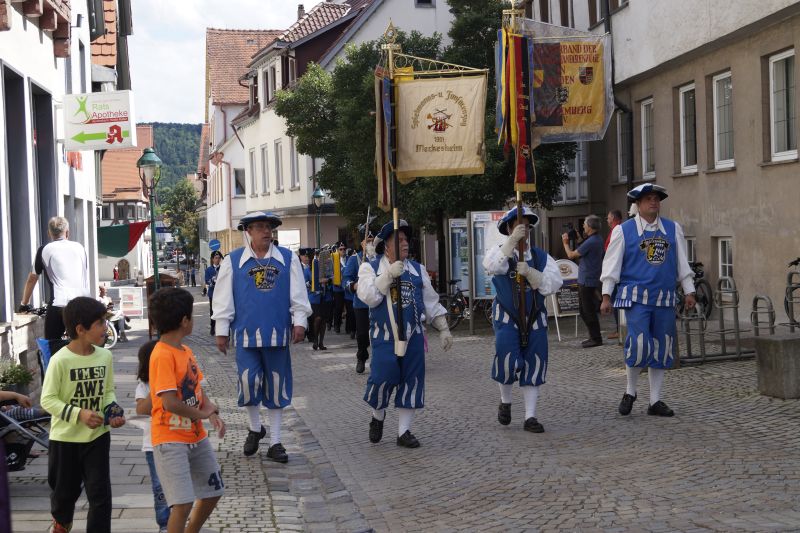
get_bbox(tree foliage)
[159,178,200,253]
[145,122,203,190]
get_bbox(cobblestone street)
[10,287,800,532]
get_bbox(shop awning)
[97,221,150,257]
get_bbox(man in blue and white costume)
[344,231,375,374]
[484,206,562,433]
[212,211,312,463]
[600,184,696,417]
[357,220,453,448]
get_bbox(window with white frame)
[718,237,733,280]
[249,149,257,196]
[679,83,697,172]
[289,137,300,188]
[274,140,284,191]
[641,98,655,178]
[260,144,269,194]
[770,49,796,161]
[415,0,434,6]
[288,57,297,86]
[685,237,696,263]
[554,142,588,204]
[233,168,246,197]
[713,72,734,168]
[617,111,630,182]
[261,69,269,110]
[270,65,278,98]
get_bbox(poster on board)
[470,211,506,300]
[448,219,470,296]
[119,287,144,318]
[553,259,580,317]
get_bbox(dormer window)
[270,64,278,99]
[288,57,297,86]
[261,69,269,110]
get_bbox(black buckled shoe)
[266,443,288,463]
[581,338,603,348]
[618,393,637,416]
[369,417,384,443]
[356,360,366,374]
[243,426,266,456]
[647,401,675,417]
[523,417,545,433]
[497,402,512,426]
[396,430,420,448]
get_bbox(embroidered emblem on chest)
[640,237,670,265]
[248,264,280,291]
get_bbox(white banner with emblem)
[395,75,487,180]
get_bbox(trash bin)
[145,273,177,338]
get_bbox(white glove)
[517,262,544,288]
[431,315,453,352]
[500,224,528,257]
[374,261,405,295]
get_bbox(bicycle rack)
[750,295,776,337]
[679,276,755,364]
[784,270,800,333]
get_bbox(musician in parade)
[310,247,334,350]
[331,242,347,334]
[357,220,453,448]
[600,184,696,418]
[212,211,312,463]
[344,230,376,374]
[483,207,562,434]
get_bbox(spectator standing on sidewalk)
[212,211,312,463]
[600,184,696,418]
[205,251,223,336]
[18,217,89,339]
[562,215,604,348]
[605,209,623,340]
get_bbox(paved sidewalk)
[10,286,800,532]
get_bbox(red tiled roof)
[279,2,350,44]
[101,125,153,201]
[91,0,117,67]
[206,29,282,106]
[197,124,209,175]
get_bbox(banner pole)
[386,38,406,342]
[516,190,528,348]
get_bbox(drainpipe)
[604,0,635,205]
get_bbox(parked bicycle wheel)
[439,295,463,330]
[103,321,118,349]
[694,279,713,319]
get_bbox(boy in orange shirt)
[148,288,225,533]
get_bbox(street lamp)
[312,187,326,250]
[137,147,162,291]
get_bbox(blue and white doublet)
[357,257,445,410]
[225,246,302,409]
[612,218,680,369]
[487,246,557,387]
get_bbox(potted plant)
[0,361,35,394]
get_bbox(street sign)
[209,239,221,251]
[63,90,137,151]
[155,226,170,233]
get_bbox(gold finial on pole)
[502,0,524,32]
[381,21,402,79]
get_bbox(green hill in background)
[144,122,202,190]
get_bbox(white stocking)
[626,365,640,396]
[648,368,665,405]
[522,386,539,419]
[245,405,261,432]
[397,408,415,436]
[372,408,386,421]
[268,408,283,446]
[499,383,513,404]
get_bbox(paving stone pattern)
[10,286,800,532]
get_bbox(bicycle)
[675,261,713,319]
[438,280,493,330]
[785,257,800,328]
[29,304,119,349]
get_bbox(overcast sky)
[129,0,302,124]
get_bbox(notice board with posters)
[469,211,506,300]
[119,287,144,318]
[552,259,580,317]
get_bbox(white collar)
[634,214,665,236]
[239,245,285,269]
[510,246,533,261]
[378,256,419,276]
